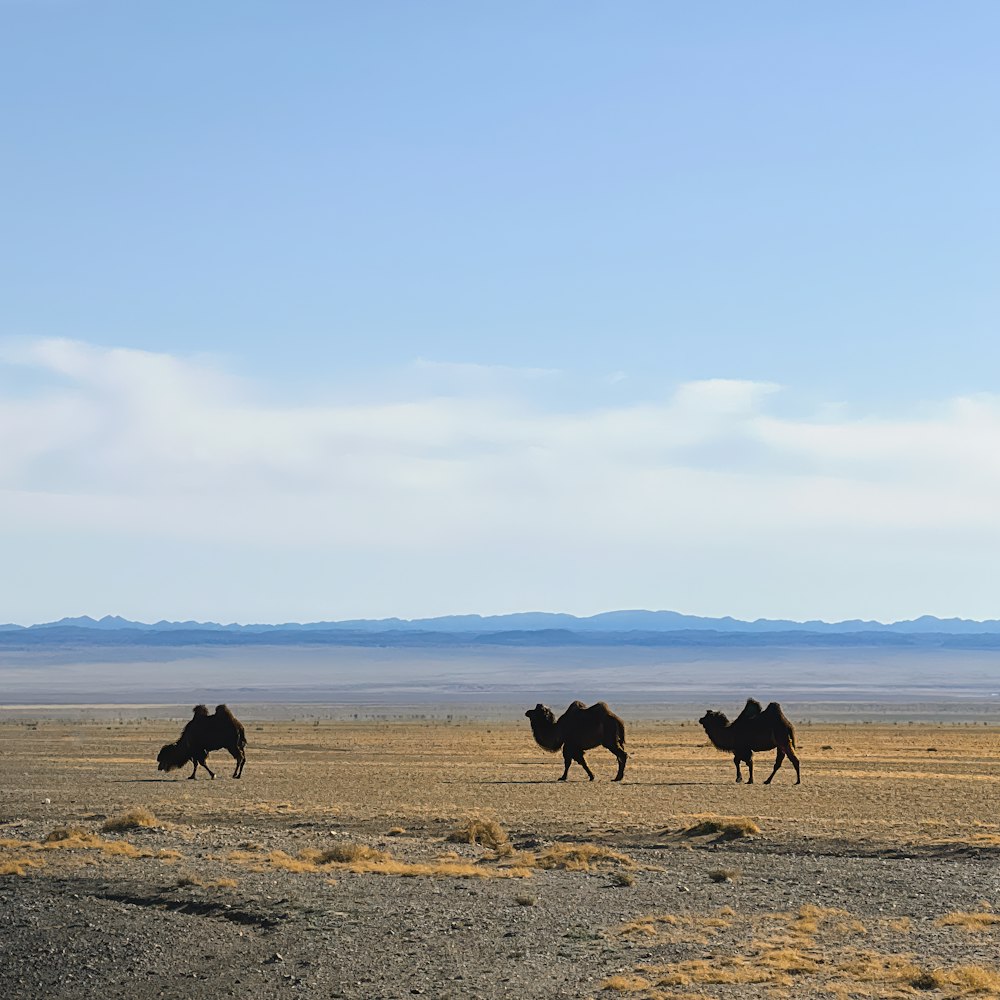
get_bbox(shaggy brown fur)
[699,698,801,784]
[525,700,628,781]
[157,704,247,779]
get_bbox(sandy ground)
[2,715,999,999]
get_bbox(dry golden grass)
[224,843,533,879]
[603,906,1000,999]
[305,843,392,865]
[614,912,729,948]
[0,855,46,876]
[101,807,158,832]
[446,814,510,852]
[936,907,1000,932]
[532,842,637,871]
[0,830,180,869]
[679,816,761,840]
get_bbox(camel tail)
[616,716,626,747]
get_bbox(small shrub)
[609,871,635,887]
[534,843,637,872]
[313,843,392,865]
[446,816,510,852]
[102,808,157,832]
[708,868,741,883]
[682,817,761,840]
[515,893,537,906]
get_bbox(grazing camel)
[525,700,628,781]
[157,704,247,779]
[699,698,801,785]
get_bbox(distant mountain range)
[3,609,1000,637]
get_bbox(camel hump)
[565,700,588,713]
[192,704,209,716]
[733,698,763,724]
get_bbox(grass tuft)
[101,808,158,832]
[533,843,636,872]
[681,816,761,841]
[446,815,510,852]
[0,856,46,876]
[708,868,741,883]
[936,908,1000,932]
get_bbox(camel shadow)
[470,779,564,786]
[637,781,710,787]
[108,778,179,784]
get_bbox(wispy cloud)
[0,337,996,547]
[1,337,997,621]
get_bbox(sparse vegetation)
[608,870,635,887]
[0,856,45,876]
[680,816,761,841]
[225,843,533,879]
[102,807,158,832]
[936,907,1000,932]
[603,906,1000,999]
[707,868,740,883]
[533,842,637,871]
[446,815,510,852]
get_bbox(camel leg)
[188,759,198,780]
[228,745,245,778]
[196,755,215,780]
[763,748,785,784]
[787,746,801,784]
[733,756,743,783]
[745,752,754,785]
[576,751,595,781]
[559,747,572,781]
[609,744,627,781]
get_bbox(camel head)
[699,709,729,732]
[157,740,191,772]
[525,704,555,725]
[524,704,561,752]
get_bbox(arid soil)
[2,715,999,999]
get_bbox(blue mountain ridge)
[2,610,1000,634]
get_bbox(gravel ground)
[2,718,999,999]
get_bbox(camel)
[699,698,800,784]
[525,700,628,781]
[157,704,247,779]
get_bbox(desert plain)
[1,708,999,1000]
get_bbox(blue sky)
[2,3,999,624]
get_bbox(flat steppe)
[2,716,999,999]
